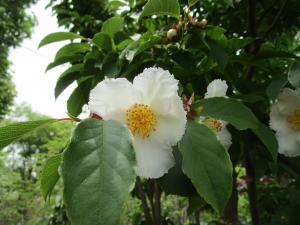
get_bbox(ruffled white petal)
[133,67,179,115]
[133,138,175,178]
[88,78,138,122]
[275,88,300,114]
[216,126,232,149]
[276,131,300,157]
[150,97,186,146]
[205,79,228,98]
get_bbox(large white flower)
[89,67,187,178]
[270,88,300,157]
[200,79,232,149]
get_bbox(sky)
[9,0,76,118]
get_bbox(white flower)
[200,79,232,149]
[270,88,300,157]
[88,67,187,178]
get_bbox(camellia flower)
[88,67,187,178]
[199,79,232,149]
[270,88,300,157]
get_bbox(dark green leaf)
[193,97,259,130]
[179,121,233,214]
[101,17,124,38]
[205,38,228,72]
[92,32,113,52]
[62,119,136,225]
[55,64,84,99]
[39,32,84,48]
[266,75,288,101]
[252,124,278,162]
[0,119,57,150]
[188,0,199,6]
[140,0,180,18]
[46,55,84,72]
[55,43,90,61]
[187,196,205,215]
[41,154,62,200]
[288,60,300,88]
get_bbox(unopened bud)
[196,19,208,28]
[167,28,178,40]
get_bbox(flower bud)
[196,19,208,28]
[167,28,178,40]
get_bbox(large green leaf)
[179,121,233,214]
[92,32,113,52]
[205,38,228,72]
[67,80,91,117]
[252,124,278,162]
[55,64,84,99]
[46,55,84,72]
[140,0,180,18]
[0,119,57,150]
[288,60,300,88]
[62,119,136,225]
[41,154,62,200]
[39,32,84,48]
[101,17,124,38]
[266,75,288,101]
[193,97,259,130]
[55,43,90,61]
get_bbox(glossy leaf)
[41,154,62,200]
[38,32,84,48]
[0,119,57,150]
[288,60,300,88]
[55,43,90,61]
[92,32,113,52]
[55,64,83,99]
[62,119,136,225]
[193,97,259,130]
[140,0,180,18]
[252,124,278,162]
[101,17,124,37]
[179,121,233,214]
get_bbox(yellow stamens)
[126,104,157,138]
[287,108,300,130]
[203,118,223,132]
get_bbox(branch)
[136,177,153,225]
[154,181,162,225]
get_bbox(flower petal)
[133,138,175,178]
[276,131,300,157]
[205,79,228,98]
[88,78,137,122]
[133,67,179,115]
[216,126,232,149]
[150,96,187,146]
[275,88,300,114]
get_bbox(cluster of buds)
[167,16,208,41]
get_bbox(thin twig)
[136,177,153,225]
[154,181,161,225]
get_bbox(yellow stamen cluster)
[203,118,223,132]
[287,108,300,130]
[126,104,157,138]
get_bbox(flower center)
[126,104,157,138]
[287,108,300,130]
[203,118,223,132]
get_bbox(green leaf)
[193,97,259,130]
[140,0,180,18]
[266,75,288,101]
[103,52,120,78]
[41,154,62,200]
[39,32,84,48]
[55,43,90,61]
[101,17,124,38]
[46,55,84,72]
[252,124,278,162]
[288,60,300,88]
[205,38,228,72]
[179,121,233,214]
[187,196,205,215]
[188,0,199,6]
[0,119,57,150]
[221,0,233,7]
[55,64,84,99]
[67,80,92,117]
[92,32,113,52]
[62,119,136,225]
